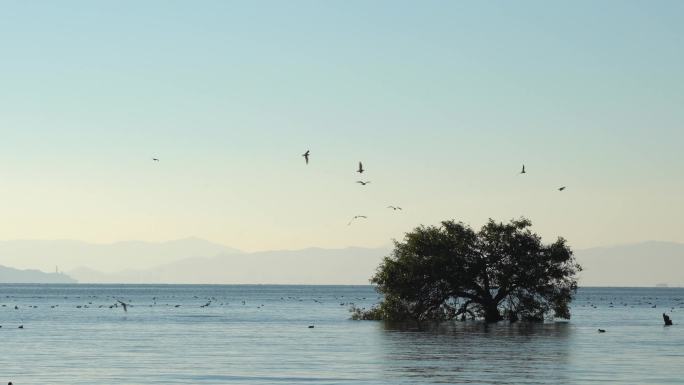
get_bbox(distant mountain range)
[0,237,239,273]
[1,238,684,286]
[68,247,388,285]
[0,265,76,284]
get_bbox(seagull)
[519,164,526,174]
[558,186,566,191]
[152,158,159,162]
[348,215,368,226]
[302,150,310,164]
[387,206,402,211]
[116,300,129,312]
[357,162,364,174]
[356,181,371,186]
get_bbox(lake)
[1,285,683,384]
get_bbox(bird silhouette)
[348,215,367,225]
[357,162,364,174]
[387,206,402,211]
[520,164,526,174]
[116,300,129,312]
[558,186,566,191]
[356,181,371,186]
[598,329,606,333]
[302,150,310,164]
[152,158,159,162]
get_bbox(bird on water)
[117,300,129,312]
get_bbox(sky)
[0,1,683,253]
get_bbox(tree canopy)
[354,218,581,322]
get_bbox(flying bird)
[387,206,402,211]
[357,162,364,174]
[348,215,367,226]
[519,164,526,174]
[152,158,159,162]
[558,186,566,191]
[116,300,129,312]
[302,150,310,164]
[356,181,371,186]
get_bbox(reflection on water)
[0,285,683,384]
[379,321,571,384]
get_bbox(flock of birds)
[2,293,681,331]
[148,153,567,228]
[302,151,567,226]
[304,150,406,226]
[579,295,683,332]
[0,293,379,330]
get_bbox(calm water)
[1,285,683,384]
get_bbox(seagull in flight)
[519,164,526,174]
[116,300,129,312]
[348,215,367,226]
[558,186,566,191]
[357,162,364,174]
[356,181,371,186]
[302,150,310,164]
[387,206,402,211]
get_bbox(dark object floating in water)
[598,329,606,333]
[663,313,673,326]
[308,325,314,328]
[18,325,24,329]
[117,300,129,312]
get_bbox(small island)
[353,218,581,322]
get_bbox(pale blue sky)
[0,1,683,252]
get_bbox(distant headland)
[0,265,77,284]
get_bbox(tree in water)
[354,218,581,322]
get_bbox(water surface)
[1,285,682,384]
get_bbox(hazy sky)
[1,1,682,252]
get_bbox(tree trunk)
[484,303,503,323]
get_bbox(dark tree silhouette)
[354,218,581,322]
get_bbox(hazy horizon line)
[0,236,682,252]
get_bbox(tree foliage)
[356,218,581,322]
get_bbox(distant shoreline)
[1,282,683,289]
